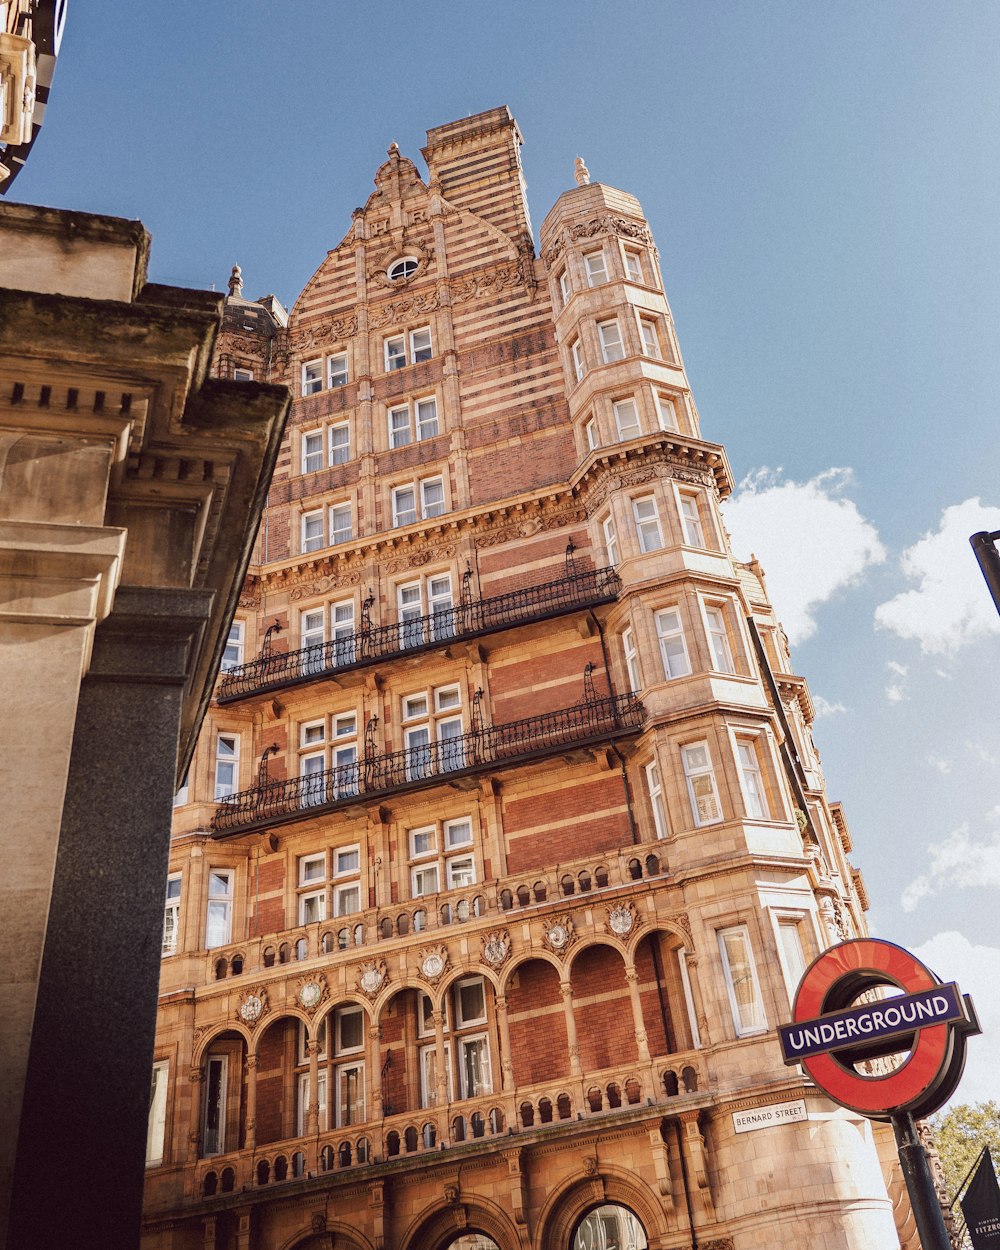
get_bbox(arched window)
[572,1204,648,1250]
[388,257,419,281]
[441,1237,501,1250]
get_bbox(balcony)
[216,563,621,703]
[211,691,644,838]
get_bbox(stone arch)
[399,1192,523,1250]
[565,941,636,1073]
[534,1168,670,1250]
[564,935,629,975]
[277,1219,376,1250]
[501,948,564,992]
[504,956,570,1088]
[314,994,374,1036]
[439,963,503,1001]
[631,926,699,1056]
[192,1021,252,1065]
[250,1009,310,1059]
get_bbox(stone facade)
[143,108,917,1250]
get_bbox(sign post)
[779,939,980,1250]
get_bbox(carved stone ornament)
[288,312,359,353]
[444,1183,459,1206]
[665,911,694,948]
[606,901,638,939]
[311,1213,327,1233]
[296,975,328,1014]
[481,929,511,969]
[418,945,450,984]
[236,986,269,1027]
[542,915,576,956]
[357,958,388,999]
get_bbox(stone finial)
[574,156,591,187]
[228,264,243,298]
[387,141,399,156]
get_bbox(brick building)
[143,108,918,1250]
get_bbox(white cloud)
[724,467,886,644]
[927,754,952,775]
[813,695,847,718]
[875,498,1000,654]
[887,660,908,677]
[913,931,1000,1107]
[901,823,1000,913]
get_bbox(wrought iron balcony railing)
[211,691,644,838]
[217,564,621,703]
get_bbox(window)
[328,353,349,388]
[329,422,350,464]
[233,367,254,383]
[638,316,662,359]
[389,397,438,447]
[402,683,465,781]
[392,476,445,527]
[632,496,663,553]
[644,760,669,839]
[205,869,233,948]
[297,1069,328,1136]
[301,607,326,667]
[203,1055,228,1156]
[298,852,327,924]
[623,248,644,284]
[735,738,769,820]
[704,604,735,674]
[456,977,486,1026]
[598,319,625,363]
[584,249,608,286]
[214,734,239,800]
[221,621,244,672]
[302,430,324,474]
[458,1034,492,1099]
[330,599,356,666]
[410,816,475,899]
[388,256,418,281]
[302,360,323,396]
[329,502,352,545]
[718,926,767,1036]
[655,608,691,679]
[146,1061,169,1166]
[301,510,324,553]
[420,1041,452,1108]
[570,338,584,382]
[622,627,642,691]
[558,269,571,307]
[336,1005,365,1053]
[385,327,432,371]
[335,1061,365,1127]
[677,491,706,547]
[682,743,722,826]
[398,572,453,648]
[299,712,358,804]
[585,417,598,451]
[656,392,679,432]
[162,874,181,956]
[776,916,809,1001]
[613,398,641,441]
[602,512,619,566]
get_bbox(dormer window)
[388,257,419,281]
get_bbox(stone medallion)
[481,929,511,969]
[357,959,387,999]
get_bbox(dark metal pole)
[970,530,1000,618]
[892,1112,953,1250]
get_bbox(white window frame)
[146,1061,169,1166]
[297,1068,328,1136]
[677,947,702,1049]
[644,760,669,839]
[602,512,619,566]
[703,602,736,674]
[334,1060,365,1127]
[584,417,598,452]
[385,334,406,371]
[221,621,244,672]
[214,733,239,800]
[718,925,768,1036]
[570,338,585,382]
[681,742,723,826]
[202,1054,228,1157]
[301,429,324,474]
[301,359,323,396]
[622,626,642,691]
[328,502,352,545]
[410,825,436,858]
[412,862,440,898]
[584,249,608,286]
[623,247,644,284]
[420,476,445,519]
[205,868,234,949]
[392,484,417,528]
[446,853,475,890]
[632,495,664,553]
[457,1033,492,1099]
[455,976,487,1027]
[334,844,360,877]
[334,881,361,918]
[420,1040,452,1107]
[301,509,324,554]
[772,912,810,1005]
[558,269,571,307]
[656,392,679,432]
[410,326,432,363]
[329,422,350,464]
[655,608,691,679]
[735,736,770,821]
[389,404,411,448]
[677,489,707,547]
[638,315,662,359]
[233,367,254,383]
[613,398,641,441]
[598,318,625,364]
[335,1005,365,1054]
[328,352,349,388]
[162,873,182,957]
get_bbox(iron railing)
[217,565,621,703]
[211,691,644,838]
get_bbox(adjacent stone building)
[142,107,916,1250]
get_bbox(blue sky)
[17,0,1000,1101]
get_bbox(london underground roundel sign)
[778,938,979,1120]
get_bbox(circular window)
[388,256,419,281]
[572,1204,648,1250]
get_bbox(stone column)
[306,1039,320,1136]
[625,965,652,1062]
[244,1055,258,1152]
[559,980,583,1077]
[368,1023,383,1121]
[7,587,215,1250]
[433,1009,449,1131]
[494,994,515,1090]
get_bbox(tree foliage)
[929,1101,1000,1200]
